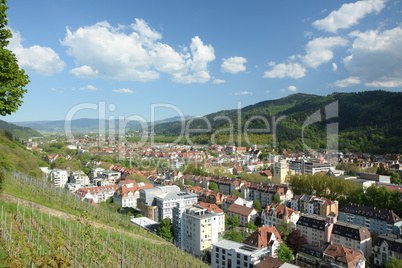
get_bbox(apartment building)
[291,194,338,217]
[296,214,372,257]
[338,203,402,234]
[373,233,402,266]
[50,169,68,188]
[173,203,225,257]
[261,203,300,229]
[138,185,198,222]
[211,239,269,268]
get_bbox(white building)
[139,185,198,222]
[174,204,225,257]
[112,181,153,208]
[262,203,300,229]
[50,169,68,188]
[211,239,269,268]
[70,171,90,186]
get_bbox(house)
[291,194,338,217]
[112,181,153,208]
[296,214,372,257]
[75,184,119,203]
[227,204,258,226]
[338,203,402,234]
[211,239,269,268]
[221,195,253,213]
[241,183,293,208]
[373,233,402,267]
[261,203,300,230]
[243,226,282,258]
[197,189,226,206]
[173,203,225,257]
[320,243,365,268]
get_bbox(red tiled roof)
[228,203,255,216]
[244,226,282,248]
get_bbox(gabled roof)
[340,203,402,224]
[243,226,282,248]
[228,203,256,216]
[374,234,402,254]
[323,243,365,267]
[195,201,223,213]
[264,203,299,220]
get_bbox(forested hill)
[153,90,402,154]
[0,119,42,139]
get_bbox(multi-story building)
[243,226,282,258]
[241,183,293,208]
[173,203,225,257]
[338,203,402,234]
[373,233,402,267]
[227,204,258,227]
[296,214,372,257]
[261,203,300,229]
[291,194,338,217]
[75,184,119,203]
[303,160,332,175]
[112,180,153,208]
[211,239,269,268]
[50,169,68,188]
[138,185,198,222]
[320,243,365,268]
[70,170,90,186]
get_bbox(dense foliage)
[0,0,29,116]
[152,91,402,153]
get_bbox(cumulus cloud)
[221,57,247,74]
[330,77,361,87]
[213,79,225,84]
[301,36,348,68]
[288,85,298,91]
[61,19,215,83]
[112,88,135,93]
[233,91,252,95]
[79,85,99,91]
[343,27,402,87]
[312,0,386,33]
[263,62,307,79]
[8,30,66,76]
[332,63,338,72]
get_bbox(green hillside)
[0,120,42,139]
[0,129,43,178]
[153,90,402,153]
[0,135,207,267]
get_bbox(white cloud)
[112,88,135,93]
[70,65,99,78]
[312,0,386,33]
[221,57,247,74]
[234,91,252,95]
[266,90,271,93]
[79,85,99,91]
[301,36,348,68]
[343,27,402,85]
[330,77,361,87]
[171,36,216,84]
[8,30,66,76]
[213,79,225,84]
[288,86,298,92]
[332,63,338,72]
[280,88,286,93]
[365,80,402,87]
[263,62,307,79]
[62,19,215,83]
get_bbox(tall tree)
[157,218,173,242]
[208,182,219,192]
[286,229,308,254]
[0,0,29,116]
[276,243,293,262]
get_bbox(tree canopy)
[0,0,29,116]
[157,218,173,242]
[276,243,293,262]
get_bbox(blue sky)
[3,0,402,122]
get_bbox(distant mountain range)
[0,120,42,139]
[7,90,402,153]
[152,90,402,153]
[13,115,192,133]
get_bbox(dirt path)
[0,193,169,246]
